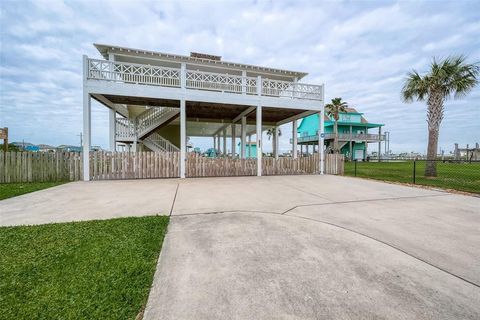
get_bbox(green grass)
[0,216,169,320]
[344,161,480,194]
[0,182,66,200]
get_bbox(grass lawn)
[344,161,480,194]
[0,182,66,200]
[0,216,169,319]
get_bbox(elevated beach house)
[295,108,384,160]
[82,44,326,180]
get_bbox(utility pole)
[77,132,83,147]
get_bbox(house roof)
[94,44,308,79]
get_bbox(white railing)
[137,107,179,137]
[115,118,135,139]
[143,132,179,152]
[88,59,180,87]
[294,133,386,143]
[185,70,258,94]
[86,58,323,100]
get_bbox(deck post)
[241,116,246,158]
[292,120,298,159]
[349,125,353,160]
[231,123,236,157]
[222,129,227,156]
[248,134,251,158]
[216,135,220,153]
[256,104,262,176]
[378,126,382,162]
[213,135,216,150]
[180,98,186,178]
[319,110,325,174]
[109,108,116,151]
[274,126,279,159]
[82,91,91,181]
[256,75,262,176]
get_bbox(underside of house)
[82,44,342,180]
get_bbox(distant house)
[38,144,56,152]
[238,141,257,159]
[57,145,82,152]
[12,141,37,151]
[296,108,385,160]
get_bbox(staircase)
[143,132,179,152]
[136,107,179,139]
[115,106,180,149]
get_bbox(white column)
[109,109,116,151]
[216,135,220,152]
[241,116,246,158]
[256,104,262,176]
[274,126,279,159]
[319,110,325,174]
[82,91,91,181]
[222,129,227,156]
[180,99,186,178]
[213,135,216,150]
[248,134,251,158]
[231,123,236,158]
[378,126,382,162]
[292,120,298,159]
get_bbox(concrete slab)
[144,212,480,320]
[271,174,445,202]
[0,179,178,226]
[171,176,332,215]
[287,193,480,285]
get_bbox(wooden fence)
[186,153,257,177]
[263,154,319,175]
[324,154,344,175]
[1,152,343,183]
[90,151,179,180]
[0,152,82,183]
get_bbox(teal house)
[237,142,257,158]
[297,108,385,160]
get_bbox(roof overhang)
[94,43,308,80]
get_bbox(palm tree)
[266,127,282,140]
[325,97,348,153]
[402,56,479,177]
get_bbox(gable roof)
[94,44,308,79]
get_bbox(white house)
[82,44,325,180]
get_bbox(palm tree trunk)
[333,121,339,153]
[425,91,444,177]
[425,128,439,176]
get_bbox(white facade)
[82,44,325,180]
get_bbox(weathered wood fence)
[186,154,257,177]
[1,152,344,183]
[0,152,82,183]
[90,151,179,180]
[324,154,344,175]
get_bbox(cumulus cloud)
[0,0,479,153]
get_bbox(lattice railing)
[186,70,257,94]
[87,58,323,100]
[262,79,323,100]
[88,59,180,87]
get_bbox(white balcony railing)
[86,58,323,101]
[293,133,386,143]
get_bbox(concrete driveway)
[1,175,479,319]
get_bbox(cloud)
[0,0,479,153]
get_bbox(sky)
[0,0,479,154]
